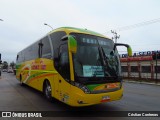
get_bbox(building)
[120,51,160,81]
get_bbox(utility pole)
[0,53,2,79]
[111,30,120,43]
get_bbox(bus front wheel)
[44,80,52,101]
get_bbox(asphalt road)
[0,72,159,120]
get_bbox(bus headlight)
[81,86,90,94]
[74,82,91,94]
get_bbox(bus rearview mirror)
[68,35,77,53]
[127,45,132,57]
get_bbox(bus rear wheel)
[44,81,52,101]
[20,75,24,86]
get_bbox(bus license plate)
[101,96,110,102]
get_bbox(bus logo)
[2,112,11,117]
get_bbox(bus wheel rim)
[45,83,51,98]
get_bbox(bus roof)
[17,27,111,55]
[48,27,110,39]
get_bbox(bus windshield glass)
[70,33,121,79]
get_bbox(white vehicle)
[2,69,7,72]
[7,67,13,73]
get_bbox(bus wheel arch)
[43,79,53,101]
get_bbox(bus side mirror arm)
[61,35,68,41]
[114,43,132,57]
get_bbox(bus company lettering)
[31,61,46,70]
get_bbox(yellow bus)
[16,27,132,106]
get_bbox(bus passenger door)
[57,43,71,103]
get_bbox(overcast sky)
[0,0,160,63]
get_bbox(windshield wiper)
[98,47,106,66]
[100,46,118,77]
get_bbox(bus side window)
[16,55,19,62]
[59,52,68,67]
[50,31,66,59]
[58,44,70,80]
[38,41,43,58]
[42,37,52,59]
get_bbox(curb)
[123,80,160,86]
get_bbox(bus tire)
[20,74,24,86]
[43,80,53,101]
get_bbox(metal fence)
[121,60,160,82]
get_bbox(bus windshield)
[70,33,121,82]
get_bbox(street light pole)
[0,19,3,78]
[44,23,53,30]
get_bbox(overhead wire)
[108,18,160,32]
[103,18,160,46]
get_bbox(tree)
[10,61,15,69]
[2,61,8,69]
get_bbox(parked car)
[2,69,7,72]
[7,67,13,73]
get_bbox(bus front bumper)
[68,88,123,107]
